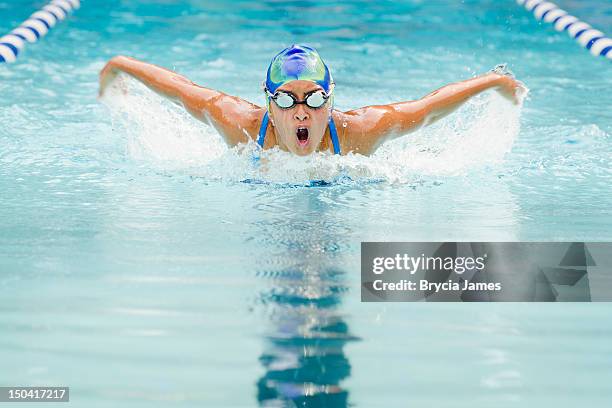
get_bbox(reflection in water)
[252,189,359,407]
[256,266,356,407]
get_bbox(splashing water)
[101,72,527,185]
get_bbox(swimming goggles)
[265,86,333,110]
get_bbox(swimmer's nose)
[294,105,309,121]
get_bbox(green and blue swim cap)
[265,44,333,94]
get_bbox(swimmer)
[99,44,525,156]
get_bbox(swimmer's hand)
[99,56,123,97]
[488,67,528,105]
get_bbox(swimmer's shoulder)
[208,101,265,147]
[333,107,393,155]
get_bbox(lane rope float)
[0,0,81,64]
[517,0,611,59]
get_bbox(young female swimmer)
[99,44,525,156]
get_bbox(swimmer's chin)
[283,139,320,156]
[289,144,315,156]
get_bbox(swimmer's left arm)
[344,72,525,155]
[399,71,525,126]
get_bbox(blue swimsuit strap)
[328,114,341,154]
[257,111,341,155]
[256,111,269,148]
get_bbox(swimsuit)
[256,111,341,155]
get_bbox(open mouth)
[296,127,309,146]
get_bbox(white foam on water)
[100,73,527,185]
[101,74,227,167]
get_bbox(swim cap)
[265,44,333,94]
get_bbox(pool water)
[1,0,611,406]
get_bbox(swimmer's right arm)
[98,56,261,145]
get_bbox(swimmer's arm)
[399,72,524,126]
[344,72,524,154]
[98,55,260,146]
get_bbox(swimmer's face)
[268,80,332,156]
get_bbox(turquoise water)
[1,0,611,406]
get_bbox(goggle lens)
[274,93,295,108]
[305,91,326,108]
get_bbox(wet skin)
[99,55,526,156]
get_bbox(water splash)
[100,73,527,185]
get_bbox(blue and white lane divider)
[517,0,611,59]
[0,0,80,64]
